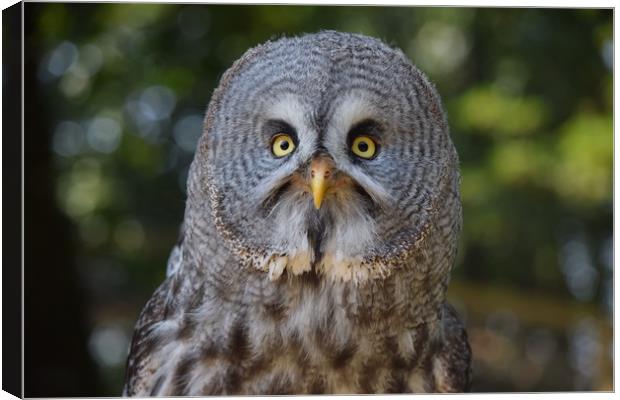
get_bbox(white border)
[0,0,616,399]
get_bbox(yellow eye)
[351,136,377,159]
[272,134,296,157]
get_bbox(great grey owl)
[123,30,471,396]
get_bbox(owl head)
[187,31,461,284]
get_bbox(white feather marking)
[328,91,377,134]
[166,244,183,277]
[343,167,394,206]
[287,250,313,275]
[264,95,307,131]
[407,370,428,392]
[151,318,180,336]
[268,256,287,281]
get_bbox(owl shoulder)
[432,302,472,392]
[123,277,176,396]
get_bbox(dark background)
[23,4,612,395]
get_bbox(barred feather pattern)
[123,31,471,396]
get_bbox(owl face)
[199,31,459,283]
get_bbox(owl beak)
[310,156,334,209]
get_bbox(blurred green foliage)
[27,4,612,394]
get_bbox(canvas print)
[20,3,612,396]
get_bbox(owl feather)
[124,31,471,396]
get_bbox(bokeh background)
[23,4,613,396]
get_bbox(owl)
[123,30,471,396]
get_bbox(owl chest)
[157,299,436,395]
[225,326,436,395]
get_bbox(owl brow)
[346,119,383,144]
[262,119,298,143]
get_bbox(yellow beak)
[310,157,333,209]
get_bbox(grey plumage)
[123,31,471,395]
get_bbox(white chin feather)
[266,250,314,282]
[317,254,390,283]
[264,251,388,284]
[267,256,287,281]
[258,184,385,283]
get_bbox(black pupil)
[357,141,369,152]
[280,140,290,151]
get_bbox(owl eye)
[351,136,377,159]
[271,134,296,157]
